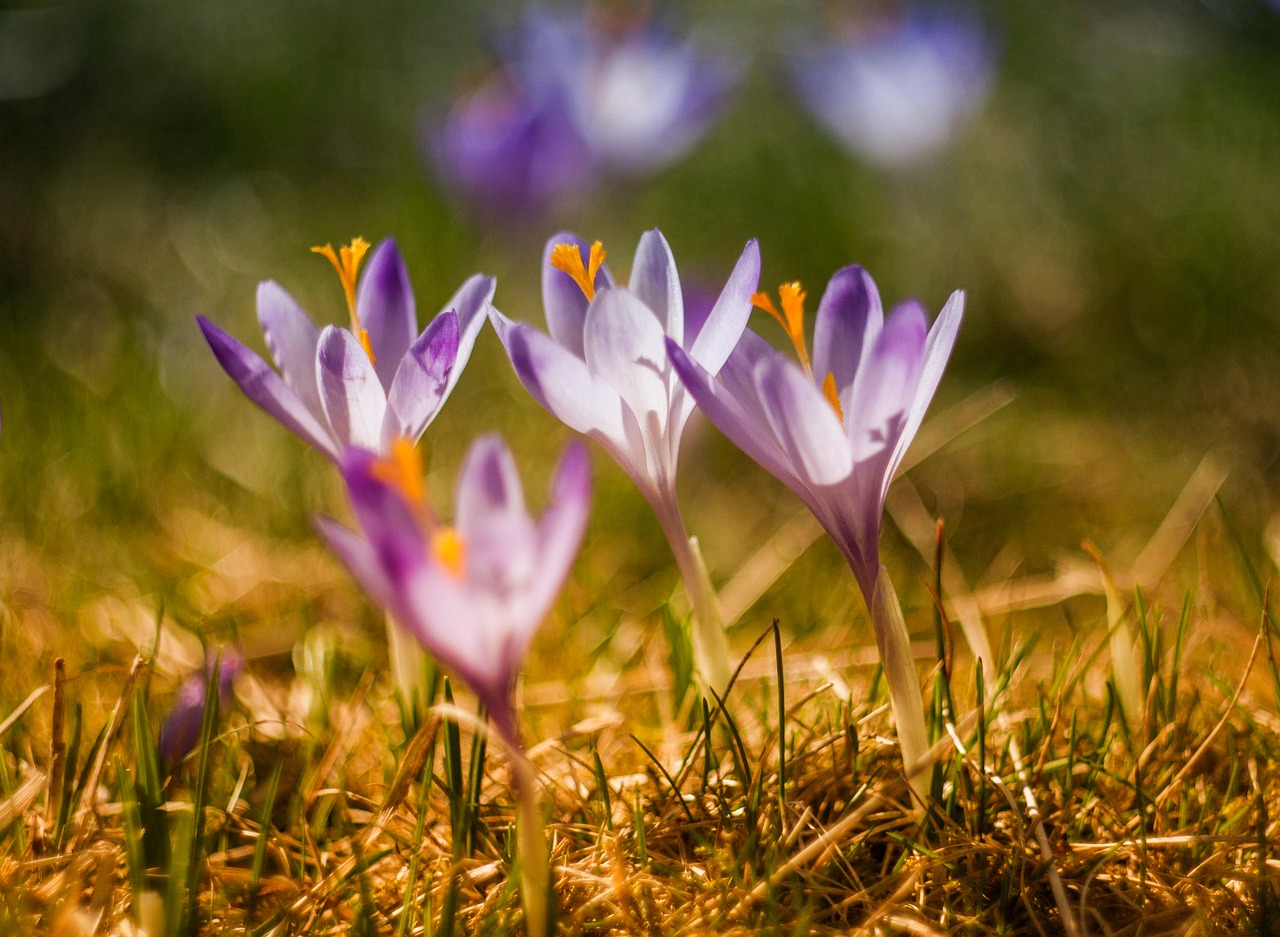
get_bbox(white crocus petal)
[256,280,325,420]
[628,229,684,345]
[316,326,389,451]
[686,239,760,373]
[753,354,854,487]
[582,288,674,448]
[439,273,497,399]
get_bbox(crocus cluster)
[433,7,735,214]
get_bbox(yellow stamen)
[312,237,376,365]
[752,281,812,376]
[431,527,466,579]
[549,240,607,301]
[371,437,425,508]
[822,371,845,423]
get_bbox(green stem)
[386,612,430,728]
[871,565,930,810]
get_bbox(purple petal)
[455,436,538,601]
[667,337,794,485]
[256,281,323,418]
[541,231,614,358]
[439,274,496,399]
[526,440,591,616]
[882,290,964,495]
[315,515,401,615]
[582,288,672,433]
[197,315,338,460]
[455,435,528,537]
[812,265,883,400]
[317,327,389,451]
[356,239,417,390]
[847,300,928,465]
[754,354,854,487]
[339,447,429,587]
[686,238,760,373]
[628,229,684,345]
[490,308,627,446]
[384,310,459,445]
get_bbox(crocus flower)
[159,648,243,771]
[790,5,994,168]
[197,238,493,460]
[319,435,590,751]
[518,6,738,176]
[432,67,595,216]
[319,436,588,937]
[489,230,759,693]
[668,266,963,801]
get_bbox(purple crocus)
[196,238,493,460]
[489,230,759,693]
[790,5,994,168]
[518,7,738,176]
[319,435,590,751]
[668,266,962,799]
[159,648,243,771]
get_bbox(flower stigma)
[822,371,845,423]
[752,282,812,376]
[550,240,607,301]
[431,527,467,579]
[371,437,426,509]
[312,237,376,364]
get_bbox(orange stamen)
[822,371,845,423]
[549,240,606,301]
[752,281,812,376]
[431,527,466,579]
[312,237,376,365]
[371,437,425,508]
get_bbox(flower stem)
[386,612,431,729]
[870,565,930,810]
[492,708,549,937]
[654,492,733,697]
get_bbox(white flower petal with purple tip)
[357,239,418,389]
[384,311,459,445]
[318,327,387,452]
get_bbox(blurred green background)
[2,0,1279,675]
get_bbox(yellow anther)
[313,237,376,365]
[371,437,425,508]
[822,371,845,423]
[550,240,607,301]
[431,527,467,579]
[753,281,812,376]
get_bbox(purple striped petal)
[882,290,964,495]
[384,310,459,445]
[812,265,883,400]
[583,288,672,431]
[256,281,323,418]
[197,315,338,459]
[315,515,401,614]
[686,239,760,373]
[754,353,854,487]
[628,229,683,345]
[317,327,389,451]
[542,231,614,358]
[847,300,927,464]
[439,274,496,399]
[339,447,429,587]
[356,239,417,390]
[490,308,628,446]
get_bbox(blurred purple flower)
[489,230,757,692]
[159,648,243,771]
[518,7,738,176]
[668,267,963,601]
[318,436,591,750]
[197,238,493,460]
[791,6,995,168]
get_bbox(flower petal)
[686,238,760,373]
[317,326,389,451]
[490,307,628,446]
[315,514,401,615]
[812,265,883,400]
[455,435,528,538]
[542,231,614,358]
[582,288,672,436]
[882,290,963,493]
[197,315,337,459]
[384,310,459,444]
[356,239,417,390]
[439,273,496,399]
[526,440,591,616]
[628,229,684,345]
[846,300,927,465]
[256,281,324,418]
[754,353,854,487]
